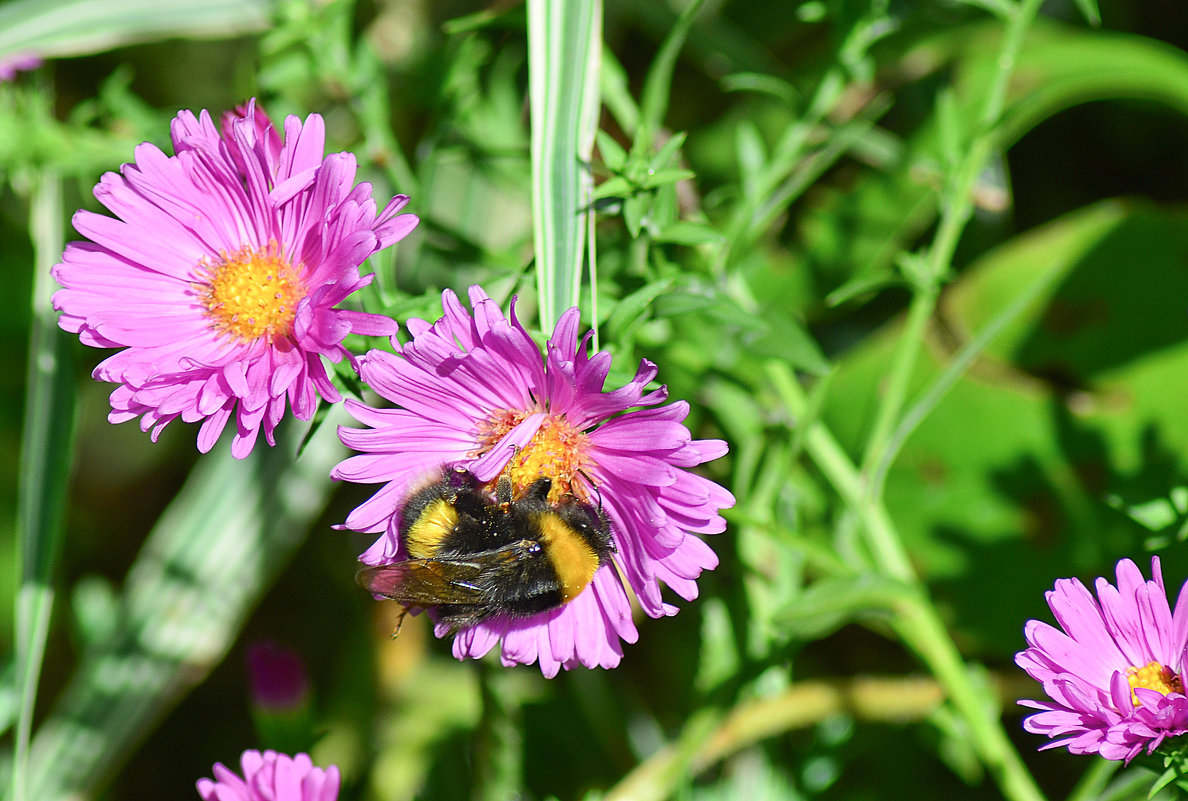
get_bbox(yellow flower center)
[199,244,305,343]
[478,409,590,501]
[1126,661,1183,706]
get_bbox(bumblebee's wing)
[357,541,543,608]
[358,559,486,606]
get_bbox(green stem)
[1064,757,1118,801]
[859,0,1044,486]
[891,601,1044,801]
[856,287,938,488]
[603,708,722,801]
[767,364,914,582]
[871,252,1067,497]
[473,666,524,801]
[769,362,1046,801]
[928,0,1043,283]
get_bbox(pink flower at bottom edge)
[196,750,339,801]
[1016,556,1188,763]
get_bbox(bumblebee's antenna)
[575,466,604,510]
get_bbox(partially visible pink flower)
[332,286,733,676]
[1016,556,1188,762]
[52,99,417,457]
[197,750,338,801]
[0,52,41,81]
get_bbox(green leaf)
[646,130,687,172]
[1149,766,1177,799]
[622,192,645,239]
[1073,0,1102,27]
[603,278,674,341]
[734,120,766,201]
[1106,491,1184,533]
[651,283,754,325]
[598,46,638,136]
[720,71,800,104]
[637,0,706,152]
[652,221,725,247]
[1001,23,1188,145]
[693,598,740,695]
[591,175,633,201]
[0,660,16,740]
[595,129,628,173]
[952,0,1015,20]
[776,574,916,640]
[752,315,831,375]
[69,576,119,649]
[638,168,695,190]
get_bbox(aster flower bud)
[1017,556,1188,764]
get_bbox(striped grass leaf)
[0,0,273,66]
[526,0,601,330]
[22,415,347,801]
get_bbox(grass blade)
[12,172,73,801]
[637,0,706,151]
[527,0,601,329]
[0,0,273,64]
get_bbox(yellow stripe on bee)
[405,499,458,559]
[534,512,600,603]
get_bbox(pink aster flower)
[1016,556,1188,762]
[0,52,41,81]
[332,286,733,676]
[197,750,338,801]
[52,100,417,457]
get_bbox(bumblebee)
[357,468,615,634]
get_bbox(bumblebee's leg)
[389,605,409,639]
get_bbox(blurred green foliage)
[10,0,1188,800]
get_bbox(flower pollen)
[479,409,589,501]
[201,243,305,343]
[1127,661,1183,705]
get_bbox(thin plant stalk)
[473,665,524,801]
[859,0,1045,485]
[13,170,73,801]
